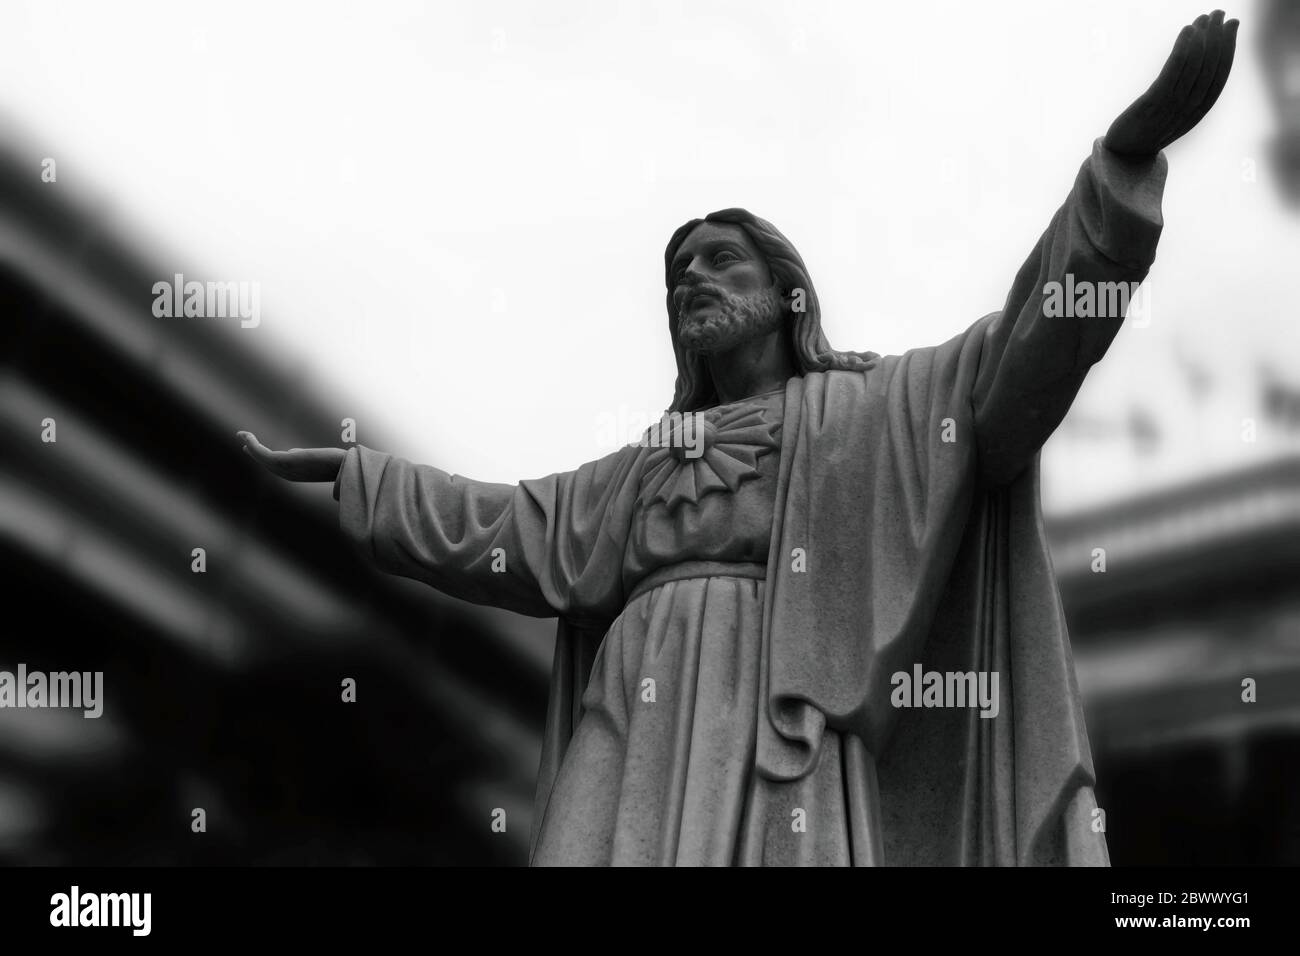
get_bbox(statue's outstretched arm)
[238,431,640,620]
[970,10,1237,486]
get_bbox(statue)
[239,11,1238,866]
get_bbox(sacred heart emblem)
[640,404,780,512]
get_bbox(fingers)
[1204,17,1239,111]
[237,430,265,456]
[1184,14,1224,108]
[237,430,281,471]
[1165,11,1239,147]
[1100,9,1237,158]
[1183,16,1238,139]
[1105,20,1201,157]
[1146,23,1196,105]
[1142,20,1205,147]
[1170,27,1205,103]
[1156,18,1213,146]
[237,433,345,483]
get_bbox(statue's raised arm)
[969,10,1238,485]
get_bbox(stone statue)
[239,11,1238,866]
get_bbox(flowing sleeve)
[971,138,1167,485]
[332,443,644,620]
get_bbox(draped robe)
[334,139,1167,865]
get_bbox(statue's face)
[670,222,785,354]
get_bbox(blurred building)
[1049,457,1300,864]
[1261,0,1300,206]
[0,144,554,866]
[1,133,1295,865]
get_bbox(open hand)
[1104,10,1239,158]
[238,431,346,482]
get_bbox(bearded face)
[676,282,786,354]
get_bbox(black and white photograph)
[0,0,1296,937]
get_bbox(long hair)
[664,208,878,412]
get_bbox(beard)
[676,284,786,354]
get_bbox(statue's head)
[663,208,876,412]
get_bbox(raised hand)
[1104,10,1239,158]
[237,431,346,482]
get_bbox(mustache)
[672,281,727,313]
[674,283,786,354]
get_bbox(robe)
[334,138,1168,865]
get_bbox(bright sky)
[3,0,1297,512]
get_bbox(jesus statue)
[239,11,1238,866]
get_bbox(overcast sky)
[3,0,1297,512]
